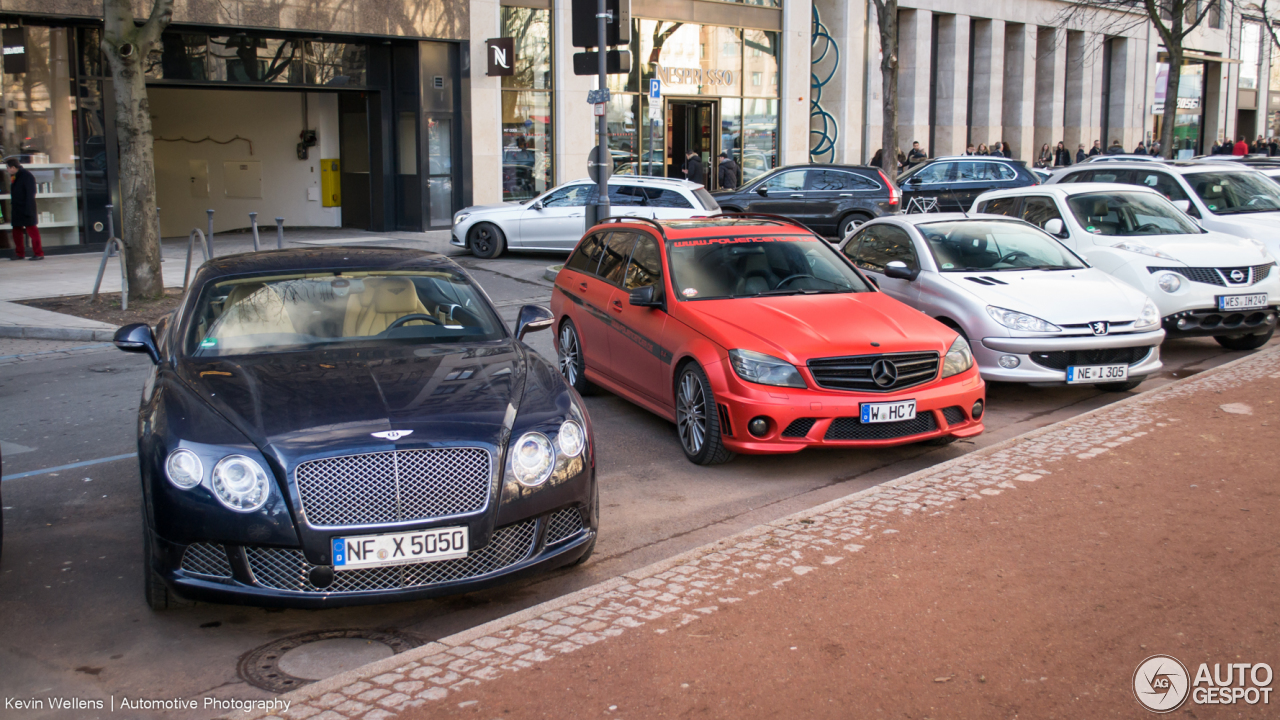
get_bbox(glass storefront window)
[742,30,778,98]
[502,7,552,90]
[208,36,300,83]
[742,98,779,182]
[428,118,453,227]
[607,95,639,175]
[1241,23,1261,91]
[143,33,365,86]
[303,42,365,86]
[146,34,208,81]
[639,22,743,98]
[640,94,665,177]
[501,6,553,201]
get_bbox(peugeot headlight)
[941,336,975,378]
[211,455,270,512]
[1111,241,1177,261]
[512,432,555,487]
[557,420,585,457]
[1157,272,1182,293]
[1135,298,1161,330]
[728,349,806,388]
[164,448,204,490]
[453,212,471,226]
[986,306,1062,333]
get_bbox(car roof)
[196,247,458,281]
[879,212,1032,227]
[924,155,1022,163]
[591,215,815,240]
[1060,160,1255,174]
[566,176,703,191]
[982,182,1163,199]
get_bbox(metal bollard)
[206,209,215,258]
[104,204,116,257]
[249,212,261,251]
[183,229,208,290]
[275,218,284,249]
[157,207,165,263]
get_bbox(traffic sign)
[649,78,661,100]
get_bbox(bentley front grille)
[544,507,586,545]
[180,543,233,579]
[295,447,491,527]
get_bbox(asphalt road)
[1,244,1272,719]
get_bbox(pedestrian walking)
[1075,144,1087,164]
[1001,141,1013,158]
[1054,141,1072,167]
[716,151,739,190]
[1233,136,1249,156]
[907,141,927,166]
[6,158,42,261]
[1105,139,1125,155]
[1133,141,1146,154]
[976,143,989,155]
[1088,140,1102,156]
[870,147,884,168]
[1149,140,1161,157]
[1036,143,1052,168]
[964,144,977,156]
[682,150,705,185]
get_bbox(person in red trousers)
[6,158,43,261]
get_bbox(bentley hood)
[940,268,1147,325]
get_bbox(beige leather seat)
[211,285,297,338]
[344,277,433,337]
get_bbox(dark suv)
[898,157,1038,213]
[711,164,900,238]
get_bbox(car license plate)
[332,526,468,571]
[1217,293,1268,311]
[1066,364,1129,384]
[860,399,917,424]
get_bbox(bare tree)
[102,0,174,300]
[1054,0,1218,159]
[871,0,899,181]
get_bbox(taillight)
[880,170,900,205]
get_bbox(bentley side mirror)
[114,323,160,364]
[756,186,768,197]
[515,305,554,341]
[1172,199,1191,213]
[884,261,920,281]
[628,285,662,307]
[1042,218,1065,237]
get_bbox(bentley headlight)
[165,448,204,490]
[557,420,585,457]
[1157,272,1182,293]
[1135,298,1161,330]
[941,336,975,378]
[986,306,1062,333]
[728,349,806,388]
[512,432,555,487]
[211,455,271,512]
[1111,241,1177,261]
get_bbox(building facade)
[0,0,1262,255]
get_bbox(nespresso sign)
[486,38,514,77]
[656,64,734,86]
[2,28,26,74]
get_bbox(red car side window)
[565,233,607,276]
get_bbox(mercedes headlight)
[453,212,471,226]
[512,432,555,487]
[557,420,585,457]
[164,448,204,490]
[941,336,975,378]
[1111,241,1177,261]
[211,455,270,512]
[1157,272,1182,293]
[728,349,806,388]
[986,306,1062,333]
[1135,298,1161,330]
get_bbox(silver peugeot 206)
[839,213,1166,391]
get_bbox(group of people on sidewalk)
[1033,138,1162,168]
[4,158,44,261]
[1212,135,1280,156]
[680,150,741,191]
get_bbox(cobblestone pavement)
[0,338,113,364]
[227,346,1280,720]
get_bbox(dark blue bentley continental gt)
[114,247,596,609]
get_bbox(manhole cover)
[238,629,423,693]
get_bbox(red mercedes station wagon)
[550,216,985,465]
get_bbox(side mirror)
[1172,199,1191,213]
[1043,218,1065,237]
[884,260,919,281]
[904,176,922,185]
[628,285,662,307]
[756,186,769,197]
[531,200,544,210]
[515,305,554,341]
[114,323,160,364]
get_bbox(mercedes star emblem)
[371,430,413,441]
[871,359,898,387]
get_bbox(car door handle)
[577,281,588,293]
[839,193,853,198]
[789,194,804,198]
[610,299,623,313]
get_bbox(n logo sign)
[486,38,515,77]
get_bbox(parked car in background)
[839,214,1164,390]
[551,216,985,465]
[452,177,718,258]
[1049,161,1280,261]
[897,156,1038,213]
[1079,154,1163,164]
[711,164,900,239]
[975,183,1279,350]
[114,248,596,609]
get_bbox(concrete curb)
[227,344,1279,719]
[543,265,562,283]
[0,325,117,342]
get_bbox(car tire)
[837,214,869,241]
[468,223,506,259]
[1213,327,1274,351]
[556,319,594,395]
[1095,378,1145,392]
[143,518,192,611]
[674,363,735,466]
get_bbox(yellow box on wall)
[320,159,341,207]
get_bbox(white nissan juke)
[973,183,1279,350]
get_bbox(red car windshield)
[668,235,873,300]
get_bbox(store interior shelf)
[0,221,78,230]
[0,193,78,199]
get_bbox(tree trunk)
[102,0,172,301]
[876,0,899,183]
[1160,48,1181,160]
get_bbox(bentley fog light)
[1135,298,1161,329]
[728,349,806,388]
[211,455,270,512]
[165,448,204,489]
[1157,273,1182,293]
[941,336,975,378]
[557,420,585,457]
[512,432,555,487]
[986,306,1062,333]
[998,354,1020,369]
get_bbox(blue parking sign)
[649,78,661,100]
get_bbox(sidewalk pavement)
[0,228,453,340]
[230,345,1280,720]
